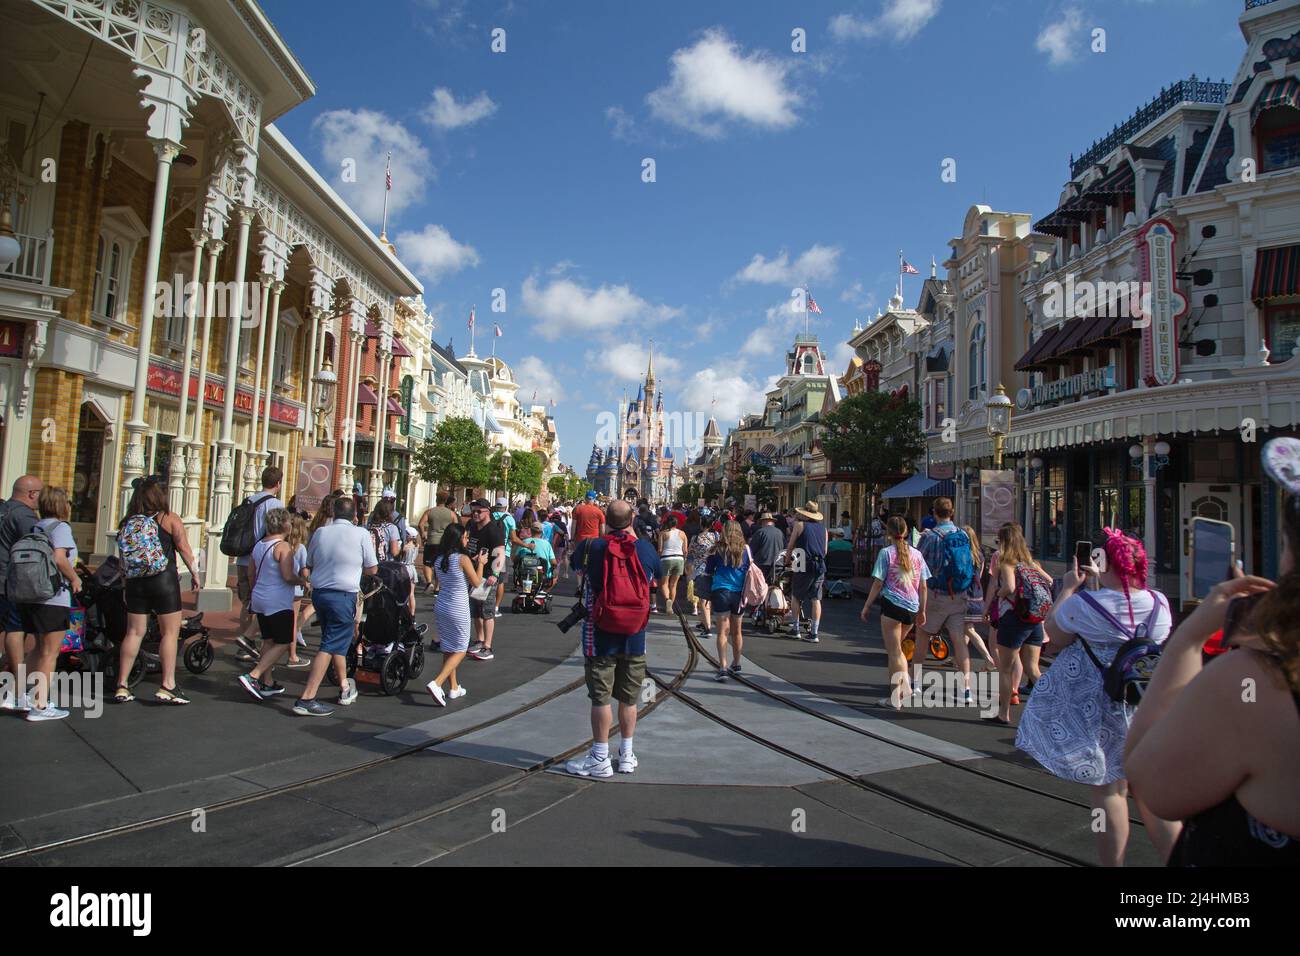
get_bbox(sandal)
[114,685,134,703]
[981,715,1012,726]
[1010,693,1021,706]
[155,685,190,705]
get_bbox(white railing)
[0,230,54,285]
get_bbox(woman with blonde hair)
[960,525,998,673]
[238,507,309,700]
[704,521,751,682]
[861,515,930,709]
[986,523,1051,725]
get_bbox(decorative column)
[200,204,252,608]
[120,140,180,517]
[258,280,285,460]
[184,237,224,522]
[169,230,205,513]
[302,270,331,443]
[369,327,393,501]
[243,274,273,499]
[339,312,365,493]
[1143,435,1157,560]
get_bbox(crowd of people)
[2,452,1296,867]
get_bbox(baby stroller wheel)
[106,652,147,689]
[762,616,775,634]
[184,638,215,674]
[407,642,425,680]
[379,652,408,696]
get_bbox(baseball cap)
[494,499,507,508]
[382,487,396,499]
[586,490,597,499]
[470,498,491,510]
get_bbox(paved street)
[1,580,1160,867]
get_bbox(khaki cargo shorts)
[584,654,647,707]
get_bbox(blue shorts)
[0,596,21,632]
[997,616,1044,649]
[312,588,357,656]
[711,588,743,616]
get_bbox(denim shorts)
[711,588,743,616]
[312,588,357,656]
[997,616,1044,649]
[0,596,21,632]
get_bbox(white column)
[121,140,179,518]
[259,281,285,458]
[169,232,205,513]
[340,318,364,492]
[369,330,392,501]
[184,238,223,522]
[243,275,273,499]
[1143,435,1157,559]
[303,306,321,443]
[200,205,252,609]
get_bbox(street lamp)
[312,357,337,445]
[985,384,1013,470]
[501,447,513,503]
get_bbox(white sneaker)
[617,750,638,774]
[26,704,69,722]
[296,632,306,647]
[427,681,447,706]
[565,752,613,778]
[0,689,16,711]
[449,686,467,700]
[339,679,358,706]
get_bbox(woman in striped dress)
[426,523,487,707]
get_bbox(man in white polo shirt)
[294,496,378,717]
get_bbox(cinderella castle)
[586,348,674,502]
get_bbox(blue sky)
[260,0,1239,470]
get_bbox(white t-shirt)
[1054,587,1172,646]
[37,518,77,608]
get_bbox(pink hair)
[1102,528,1148,629]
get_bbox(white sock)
[620,736,634,755]
[592,742,609,761]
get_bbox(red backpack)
[592,533,650,634]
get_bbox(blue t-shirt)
[522,536,556,568]
[493,510,516,556]
[580,532,662,658]
[705,551,750,593]
[540,521,555,544]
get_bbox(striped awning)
[1014,324,1072,371]
[1252,77,1300,125]
[1253,245,1300,303]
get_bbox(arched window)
[968,318,986,401]
[801,353,814,374]
[90,208,145,328]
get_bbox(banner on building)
[979,469,1016,547]
[296,448,335,515]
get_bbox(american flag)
[550,398,556,408]
[494,324,502,337]
[807,291,822,314]
[532,390,537,402]
[467,308,475,330]
[385,151,392,192]
[901,260,919,275]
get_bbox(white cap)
[382,487,396,498]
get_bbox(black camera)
[555,601,587,634]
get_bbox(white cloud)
[605,105,636,141]
[733,244,841,286]
[840,280,877,312]
[423,88,497,130]
[313,109,432,225]
[647,28,801,138]
[393,224,480,284]
[520,271,681,341]
[1036,8,1083,66]
[740,299,806,357]
[678,368,769,427]
[830,0,942,43]
[515,355,566,403]
[590,342,683,384]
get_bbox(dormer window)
[801,353,814,374]
[1258,103,1300,174]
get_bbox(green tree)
[412,416,491,494]
[490,449,545,497]
[818,391,926,520]
[547,475,567,497]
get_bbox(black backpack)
[219,493,273,557]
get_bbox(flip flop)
[980,715,1012,726]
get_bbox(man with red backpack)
[916,498,977,701]
[565,499,661,778]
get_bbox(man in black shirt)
[0,475,42,711]
[749,513,784,583]
[465,498,506,661]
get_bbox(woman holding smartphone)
[1125,438,1300,865]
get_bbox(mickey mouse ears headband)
[1263,437,1300,496]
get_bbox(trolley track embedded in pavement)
[660,613,1092,867]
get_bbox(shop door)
[70,404,106,556]
[1179,483,1242,606]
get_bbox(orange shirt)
[572,503,605,541]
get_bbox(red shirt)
[572,503,605,541]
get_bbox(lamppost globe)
[312,361,337,413]
[985,384,1013,469]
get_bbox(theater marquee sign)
[1137,218,1188,388]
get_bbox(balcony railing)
[0,230,54,285]
[1246,0,1279,9]
[1070,77,1231,177]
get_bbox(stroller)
[328,560,427,696]
[511,548,554,614]
[751,555,807,635]
[62,559,213,687]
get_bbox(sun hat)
[795,501,824,521]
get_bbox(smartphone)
[1189,516,1236,600]
[1074,541,1094,571]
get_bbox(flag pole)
[897,251,903,303]
[469,305,476,356]
[380,149,391,242]
[803,278,809,337]
[491,323,497,359]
